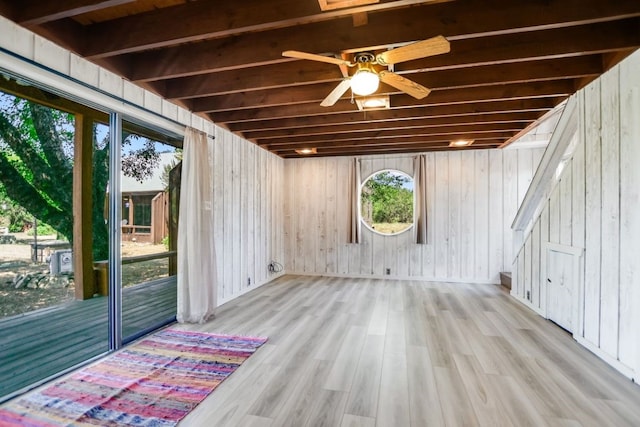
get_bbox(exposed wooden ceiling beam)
[189,56,598,113]
[280,142,503,157]
[80,0,448,58]
[243,111,542,141]
[17,0,135,27]
[228,98,556,133]
[164,18,640,99]
[210,80,574,123]
[1,1,638,158]
[259,122,524,146]
[268,135,508,151]
[120,0,640,82]
[165,61,345,100]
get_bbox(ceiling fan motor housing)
[354,52,376,64]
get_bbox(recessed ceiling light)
[317,0,379,11]
[295,147,317,155]
[449,139,474,147]
[355,95,390,110]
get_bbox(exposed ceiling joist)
[1,0,638,157]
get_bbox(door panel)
[547,249,575,332]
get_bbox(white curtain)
[413,154,427,244]
[177,127,217,323]
[348,157,362,244]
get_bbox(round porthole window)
[360,169,414,235]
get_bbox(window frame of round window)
[360,169,415,236]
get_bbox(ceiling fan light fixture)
[350,67,379,96]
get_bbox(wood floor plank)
[452,353,512,427]
[340,414,375,427]
[406,344,445,427]
[376,350,410,427]
[303,389,348,427]
[239,415,273,427]
[344,335,384,418]
[434,365,481,426]
[486,374,551,427]
[8,275,640,426]
[272,359,332,427]
[324,326,368,391]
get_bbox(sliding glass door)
[119,119,179,344]
[0,85,110,398]
[0,75,181,401]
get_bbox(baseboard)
[509,292,546,317]
[574,336,636,382]
[287,270,500,285]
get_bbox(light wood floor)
[176,275,640,427]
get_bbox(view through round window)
[360,169,414,235]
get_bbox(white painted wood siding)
[512,50,640,380]
[213,127,285,304]
[0,15,209,136]
[284,149,543,283]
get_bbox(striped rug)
[0,328,267,426]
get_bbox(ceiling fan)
[283,35,450,107]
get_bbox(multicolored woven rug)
[0,328,267,426]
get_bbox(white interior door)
[547,249,575,332]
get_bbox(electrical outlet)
[385,268,391,275]
[526,290,530,300]
[247,277,251,286]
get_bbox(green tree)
[0,185,31,232]
[160,149,182,191]
[361,171,413,227]
[0,92,159,260]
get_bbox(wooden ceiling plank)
[17,0,136,27]
[210,80,574,123]
[395,18,640,72]
[118,0,640,82]
[259,123,524,146]
[190,56,597,113]
[267,134,508,150]
[283,143,504,157]
[164,61,344,100]
[81,0,447,58]
[230,99,555,132]
[243,111,543,140]
[164,18,640,99]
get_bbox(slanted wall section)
[512,49,640,380]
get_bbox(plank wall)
[213,127,285,304]
[284,148,543,283]
[512,49,640,379]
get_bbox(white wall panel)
[284,148,541,283]
[618,51,640,375]
[213,128,285,304]
[34,36,69,75]
[512,49,640,380]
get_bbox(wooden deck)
[0,277,176,399]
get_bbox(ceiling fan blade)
[321,79,352,107]
[376,35,450,65]
[283,50,351,66]
[379,71,431,99]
